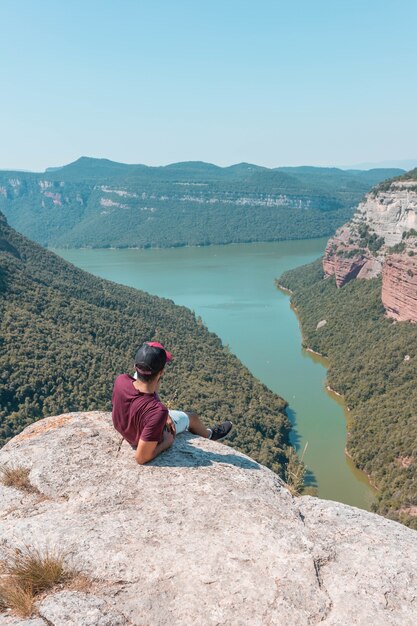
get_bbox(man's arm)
[135,429,174,465]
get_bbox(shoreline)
[49,236,328,254]
[344,447,379,492]
[278,280,376,498]
[326,384,342,397]
[275,283,293,295]
[306,347,324,357]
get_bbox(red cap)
[146,342,172,362]
[134,341,173,376]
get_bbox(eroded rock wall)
[354,181,417,246]
[382,252,417,323]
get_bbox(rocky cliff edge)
[1,412,416,626]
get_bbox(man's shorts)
[168,410,189,435]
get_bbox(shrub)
[0,466,38,493]
[403,228,417,239]
[389,242,406,253]
[0,546,74,617]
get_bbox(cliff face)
[382,252,417,322]
[1,411,417,626]
[352,181,417,246]
[323,236,370,287]
[323,173,417,322]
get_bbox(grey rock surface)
[38,591,127,626]
[0,618,46,626]
[0,411,416,626]
[353,181,417,247]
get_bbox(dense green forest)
[0,158,402,248]
[278,260,417,528]
[0,210,300,482]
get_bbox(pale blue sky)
[1,0,416,171]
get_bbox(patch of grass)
[0,465,39,493]
[0,582,34,617]
[0,546,75,617]
[67,574,92,592]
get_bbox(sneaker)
[210,420,233,441]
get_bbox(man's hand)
[162,428,175,447]
[135,429,174,465]
[166,414,176,437]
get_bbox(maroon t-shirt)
[112,374,168,447]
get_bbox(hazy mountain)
[0,157,404,248]
[341,158,417,171]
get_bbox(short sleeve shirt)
[112,374,168,446]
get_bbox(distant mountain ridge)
[0,157,403,248]
[341,158,417,171]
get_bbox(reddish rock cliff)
[324,248,367,287]
[323,173,417,323]
[382,252,417,323]
[323,231,381,287]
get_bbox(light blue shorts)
[168,410,190,434]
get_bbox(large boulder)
[0,412,416,626]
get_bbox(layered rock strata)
[323,241,368,288]
[353,181,417,246]
[382,252,417,323]
[1,411,417,626]
[323,176,417,322]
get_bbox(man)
[112,341,233,464]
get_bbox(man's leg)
[170,409,233,441]
[186,412,211,438]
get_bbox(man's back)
[112,374,168,447]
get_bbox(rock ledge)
[0,412,416,626]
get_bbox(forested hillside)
[0,211,299,481]
[0,158,402,248]
[278,260,417,528]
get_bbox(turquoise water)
[54,240,375,509]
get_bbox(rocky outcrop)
[382,252,417,323]
[323,242,368,288]
[353,181,417,247]
[1,411,417,626]
[323,225,383,287]
[323,174,417,322]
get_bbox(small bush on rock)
[0,465,38,493]
[0,546,74,617]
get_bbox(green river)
[54,239,375,510]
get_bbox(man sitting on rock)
[112,342,233,464]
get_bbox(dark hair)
[135,368,163,383]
